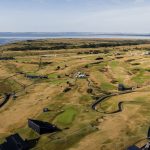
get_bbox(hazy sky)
[0,0,150,32]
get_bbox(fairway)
[55,107,77,126]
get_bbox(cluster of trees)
[5,40,150,51]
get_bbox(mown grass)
[101,82,116,91]
[109,61,119,69]
[131,69,149,84]
[55,107,78,126]
[48,73,58,79]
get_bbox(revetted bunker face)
[28,119,60,135]
[118,84,125,91]
[127,145,140,150]
[0,133,29,150]
[118,84,132,91]
[25,75,48,79]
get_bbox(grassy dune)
[0,39,150,150]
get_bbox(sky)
[0,0,150,33]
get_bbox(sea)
[0,32,150,45]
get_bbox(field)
[0,38,150,150]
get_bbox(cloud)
[0,0,150,32]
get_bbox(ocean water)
[0,37,48,45]
[0,32,150,45]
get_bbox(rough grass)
[0,39,150,150]
[0,79,22,94]
[79,94,92,104]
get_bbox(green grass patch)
[15,127,39,140]
[55,107,77,126]
[79,94,92,104]
[48,73,58,79]
[131,69,149,84]
[101,82,116,91]
[48,78,67,85]
[145,68,150,72]
[109,61,119,68]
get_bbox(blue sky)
[0,0,150,32]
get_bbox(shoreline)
[1,36,150,46]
